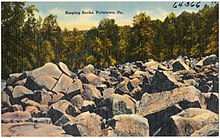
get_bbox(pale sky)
[27,2,214,30]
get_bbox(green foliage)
[1,2,219,79]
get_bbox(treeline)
[2,2,219,79]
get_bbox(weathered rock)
[116,78,130,94]
[96,94,136,119]
[195,54,218,68]
[62,112,104,136]
[12,86,34,98]
[33,89,51,105]
[82,64,95,74]
[106,114,149,136]
[2,104,23,114]
[81,100,95,112]
[143,60,160,70]
[2,122,71,136]
[154,108,218,136]
[31,117,52,124]
[137,86,206,135]
[15,78,27,86]
[21,98,48,110]
[191,122,218,136]
[183,79,199,87]
[70,95,84,109]
[25,106,39,116]
[103,88,115,98]
[151,70,184,92]
[137,86,205,116]
[1,91,11,108]
[64,79,83,100]
[52,74,73,93]
[127,78,141,91]
[27,74,57,91]
[81,73,102,85]
[203,93,218,113]
[54,113,74,126]
[2,111,32,123]
[29,62,62,79]
[172,59,190,72]
[82,84,102,102]
[49,91,64,104]
[99,70,110,80]
[47,100,80,123]
[58,62,72,77]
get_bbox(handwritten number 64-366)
[173,2,201,8]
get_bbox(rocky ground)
[1,54,219,136]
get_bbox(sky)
[26,2,214,30]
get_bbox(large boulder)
[2,122,71,136]
[151,70,184,92]
[137,86,205,135]
[154,108,218,136]
[62,112,105,136]
[58,62,72,77]
[47,100,80,124]
[2,104,23,114]
[64,79,83,100]
[12,86,34,99]
[195,54,218,68]
[70,95,84,110]
[95,94,136,119]
[80,73,102,85]
[137,86,205,116]
[82,64,95,74]
[191,122,218,136]
[33,89,51,105]
[172,59,190,72]
[52,74,73,93]
[203,92,218,114]
[106,114,149,136]
[1,91,11,108]
[29,62,62,79]
[25,74,57,91]
[2,111,32,123]
[82,84,102,102]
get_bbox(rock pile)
[1,54,219,136]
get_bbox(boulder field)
[1,54,219,136]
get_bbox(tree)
[132,12,154,61]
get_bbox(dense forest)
[2,2,219,79]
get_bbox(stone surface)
[81,73,102,85]
[137,86,205,116]
[12,86,34,98]
[106,114,149,136]
[29,62,62,79]
[151,70,184,92]
[62,112,104,136]
[2,111,32,123]
[82,64,95,74]
[70,95,84,109]
[52,74,73,93]
[58,62,72,77]
[30,74,57,91]
[47,100,80,123]
[2,122,71,136]
[154,108,218,136]
[96,94,136,119]
[2,104,23,114]
[34,89,51,105]
[82,84,102,102]
[1,91,11,108]
[172,59,190,72]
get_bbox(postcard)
[1,1,219,136]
